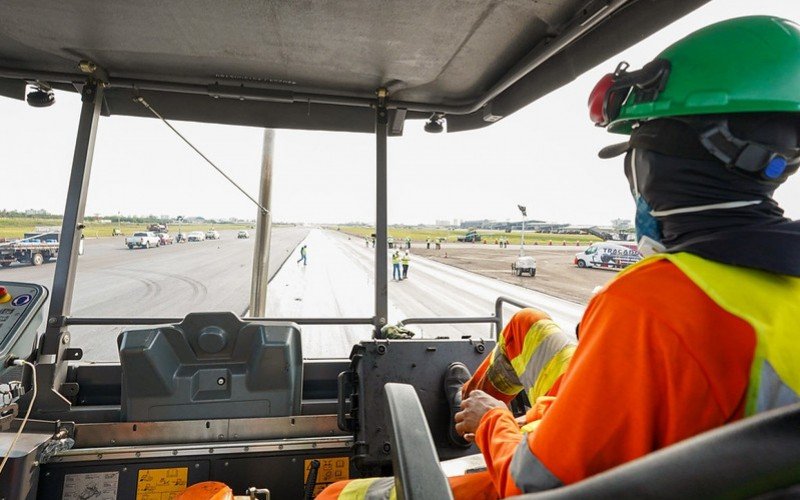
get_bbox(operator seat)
[385,382,800,499]
[118,312,302,421]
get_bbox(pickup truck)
[125,232,161,249]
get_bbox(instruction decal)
[304,457,349,497]
[62,471,119,500]
[136,467,188,500]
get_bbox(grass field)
[0,218,253,240]
[331,225,601,245]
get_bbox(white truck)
[574,241,642,270]
[125,232,161,249]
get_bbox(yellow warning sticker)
[136,467,188,500]
[304,457,350,497]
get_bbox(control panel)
[0,282,47,365]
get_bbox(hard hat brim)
[598,141,630,159]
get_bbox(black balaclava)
[623,115,800,276]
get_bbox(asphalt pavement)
[270,229,585,358]
[1,226,585,361]
[0,227,308,361]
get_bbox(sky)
[1,1,799,227]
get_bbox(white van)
[574,241,642,270]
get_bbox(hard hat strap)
[698,121,800,181]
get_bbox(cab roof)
[0,0,708,134]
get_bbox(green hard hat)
[606,16,800,134]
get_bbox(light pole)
[177,215,184,242]
[517,205,527,257]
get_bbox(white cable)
[649,199,762,217]
[0,360,37,476]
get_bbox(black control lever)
[304,459,321,499]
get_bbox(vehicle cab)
[0,2,796,499]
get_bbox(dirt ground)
[413,242,617,304]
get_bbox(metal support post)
[249,129,275,317]
[36,81,103,413]
[374,89,389,334]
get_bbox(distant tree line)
[1,209,249,225]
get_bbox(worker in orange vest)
[319,17,800,499]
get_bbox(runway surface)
[269,229,585,358]
[1,227,586,361]
[0,227,308,361]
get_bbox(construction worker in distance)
[296,244,307,266]
[392,250,402,281]
[319,16,800,499]
[401,251,410,279]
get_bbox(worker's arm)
[473,406,525,497]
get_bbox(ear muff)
[588,73,615,126]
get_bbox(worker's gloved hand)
[454,390,507,437]
[380,324,416,339]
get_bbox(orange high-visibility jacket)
[476,254,800,496]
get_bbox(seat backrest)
[385,383,454,500]
[118,312,302,421]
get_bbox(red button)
[0,287,6,297]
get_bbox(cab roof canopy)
[0,0,708,134]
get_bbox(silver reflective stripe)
[510,438,562,492]
[365,477,395,500]
[756,361,800,413]
[519,324,573,391]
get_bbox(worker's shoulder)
[595,258,754,342]
[602,258,695,299]
[596,258,725,322]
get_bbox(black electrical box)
[338,338,494,474]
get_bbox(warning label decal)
[136,467,188,500]
[304,457,349,497]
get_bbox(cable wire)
[134,96,269,215]
[0,360,37,476]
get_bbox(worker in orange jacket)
[319,16,800,499]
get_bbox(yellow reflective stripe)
[340,478,378,499]
[339,478,397,500]
[529,344,576,402]
[486,344,524,396]
[509,320,561,376]
[657,252,800,415]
